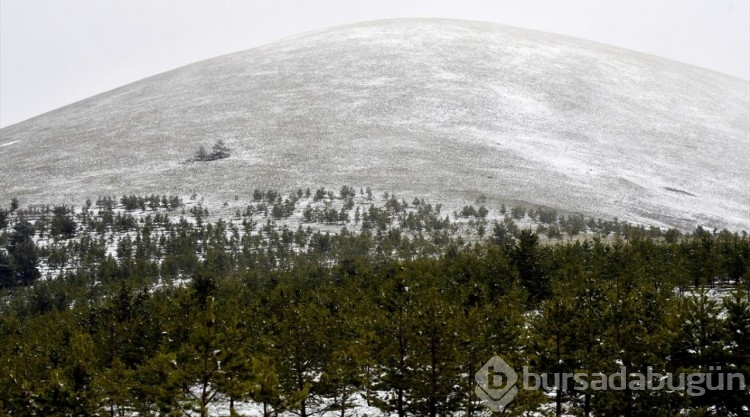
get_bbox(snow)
[204,393,385,417]
[0,19,747,232]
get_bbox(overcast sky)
[1,0,748,128]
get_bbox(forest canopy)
[0,191,747,417]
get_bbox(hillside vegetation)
[1,18,748,416]
[0,191,748,416]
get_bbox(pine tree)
[211,140,231,160]
[213,301,255,415]
[458,282,533,415]
[673,288,727,368]
[93,358,134,417]
[132,351,183,416]
[510,229,548,304]
[0,250,14,288]
[50,206,77,238]
[249,355,305,417]
[565,266,609,417]
[405,283,463,417]
[319,345,368,417]
[670,287,729,413]
[317,283,373,417]
[531,293,580,417]
[268,283,329,417]
[594,267,680,416]
[44,332,100,416]
[195,145,209,161]
[7,219,40,286]
[0,208,8,229]
[177,296,222,417]
[373,272,414,417]
[716,286,750,415]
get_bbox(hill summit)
[1,19,748,230]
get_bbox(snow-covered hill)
[1,19,748,231]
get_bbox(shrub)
[194,140,231,161]
[511,205,526,220]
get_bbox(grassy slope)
[1,19,748,231]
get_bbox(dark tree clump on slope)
[194,140,231,162]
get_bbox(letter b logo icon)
[475,356,519,411]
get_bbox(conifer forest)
[0,188,748,417]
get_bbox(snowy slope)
[1,19,748,231]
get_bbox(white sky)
[1,0,748,128]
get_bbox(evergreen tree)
[672,288,727,370]
[249,355,305,417]
[669,287,731,414]
[319,345,368,417]
[565,263,609,417]
[510,230,548,304]
[531,292,580,417]
[492,221,513,246]
[594,269,680,416]
[0,208,8,229]
[0,250,14,288]
[195,145,209,161]
[93,358,134,417]
[716,286,750,415]
[213,300,255,415]
[50,208,77,239]
[406,283,463,417]
[131,351,183,416]
[7,219,40,286]
[45,332,100,417]
[268,282,328,417]
[373,270,414,417]
[317,283,373,417]
[168,295,230,417]
[211,140,231,160]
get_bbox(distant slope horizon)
[1,19,748,231]
[3,17,748,130]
